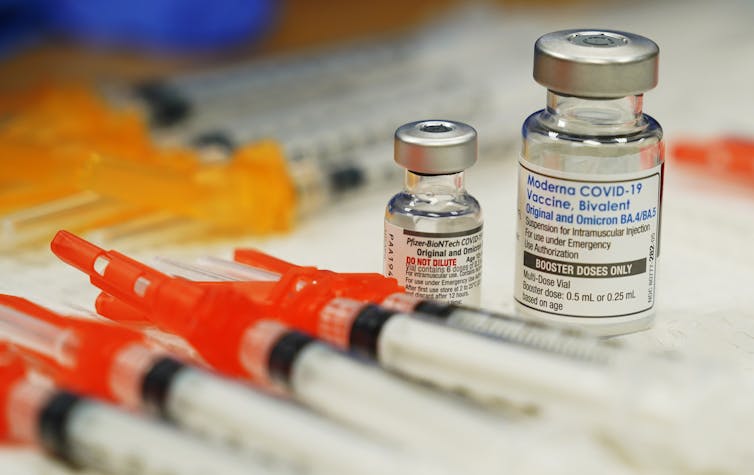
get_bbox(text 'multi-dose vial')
[384,120,483,305]
[516,30,664,335]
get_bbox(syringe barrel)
[374,300,754,472]
[376,312,613,409]
[232,319,460,475]
[240,315,507,470]
[39,393,270,475]
[403,298,620,364]
[318,298,613,410]
[287,342,516,472]
[164,366,427,475]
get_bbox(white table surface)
[1,0,753,472]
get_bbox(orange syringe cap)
[673,137,754,182]
[52,231,265,376]
[0,295,147,401]
[232,248,404,335]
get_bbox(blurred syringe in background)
[0,7,527,252]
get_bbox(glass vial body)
[515,91,663,335]
[385,170,483,305]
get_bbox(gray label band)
[523,252,646,278]
[402,225,483,238]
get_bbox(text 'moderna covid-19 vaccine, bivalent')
[384,120,483,305]
[516,30,663,336]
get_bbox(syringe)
[132,6,513,150]
[51,230,638,475]
[672,137,754,186]
[132,34,410,129]
[181,250,754,473]
[0,344,274,475]
[0,136,295,232]
[91,301,642,475]
[152,255,622,409]
[226,249,618,363]
[0,83,298,250]
[0,294,427,475]
[126,10,518,206]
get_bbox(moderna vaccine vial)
[384,120,483,305]
[515,30,663,335]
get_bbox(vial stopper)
[534,29,659,98]
[394,120,477,174]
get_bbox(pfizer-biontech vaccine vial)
[515,30,663,336]
[384,120,483,305]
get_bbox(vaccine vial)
[515,30,663,335]
[384,120,483,305]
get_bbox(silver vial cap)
[534,29,659,98]
[394,120,477,174]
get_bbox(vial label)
[515,162,661,317]
[384,221,483,305]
